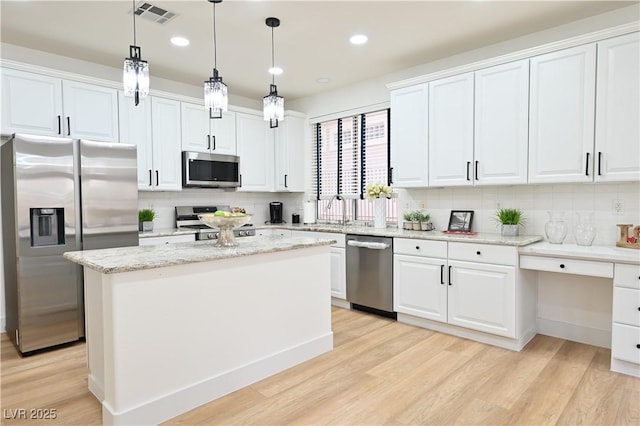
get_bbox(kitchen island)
[64,236,335,426]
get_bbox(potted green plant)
[410,210,421,230]
[138,208,155,232]
[418,211,433,231]
[495,208,525,237]
[402,211,414,230]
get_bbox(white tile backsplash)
[400,182,640,245]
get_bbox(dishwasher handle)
[347,240,390,250]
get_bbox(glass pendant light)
[204,0,228,119]
[263,17,284,128]
[123,0,149,106]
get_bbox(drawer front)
[448,242,517,266]
[611,323,640,365]
[613,287,640,327]
[519,255,613,278]
[394,238,447,258]
[615,263,640,290]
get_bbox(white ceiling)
[0,1,636,102]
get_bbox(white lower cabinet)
[138,234,195,246]
[330,247,346,300]
[394,238,535,350]
[611,263,640,377]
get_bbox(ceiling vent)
[133,2,177,25]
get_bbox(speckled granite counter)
[259,224,543,246]
[64,236,336,274]
[138,227,197,238]
[519,241,640,264]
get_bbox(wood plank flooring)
[1,307,638,425]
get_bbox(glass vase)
[545,211,568,244]
[373,198,387,229]
[574,212,597,246]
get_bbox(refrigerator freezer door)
[79,140,139,250]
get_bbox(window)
[312,109,396,223]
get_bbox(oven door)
[182,151,240,188]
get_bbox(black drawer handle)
[476,251,481,255]
[440,264,444,285]
[560,264,565,269]
[415,246,420,250]
[637,344,640,349]
[637,307,640,311]
[448,265,452,286]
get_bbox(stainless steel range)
[175,206,256,241]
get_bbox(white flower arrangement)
[365,182,392,199]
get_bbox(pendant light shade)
[204,0,228,119]
[264,17,284,128]
[123,0,149,106]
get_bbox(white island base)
[83,245,333,425]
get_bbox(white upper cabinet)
[428,72,475,186]
[390,83,429,187]
[236,112,274,192]
[150,97,182,191]
[274,114,305,192]
[595,32,640,182]
[528,44,596,183]
[181,102,236,155]
[2,68,63,136]
[1,68,118,141]
[474,60,529,185]
[118,92,154,189]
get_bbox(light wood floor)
[1,307,638,425]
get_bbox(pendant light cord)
[213,2,217,69]
[132,0,137,46]
[271,26,275,85]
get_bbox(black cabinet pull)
[585,152,590,176]
[637,307,640,311]
[57,115,61,135]
[475,160,479,181]
[239,174,242,187]
[598,152,602,176]
[560,264,565,269]
[155,170,159,186]
[466,162,471,181]
[207,135,211,150]
[284,174,288,188]
[448,265,452,286]
[389,167,393,184]
[415,246,420,250]
[148,170,152,186]
[476,251,481,255]
[440,264,444,285]
[66,117,71,135]
[637,344,640,349]
[212,135,216,151]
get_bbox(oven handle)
[347,240,390,250]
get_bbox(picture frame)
[447,210,474,233]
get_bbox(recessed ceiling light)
[316,78,330,84]
[170,36,189,47]
[349,34,368,45]
[269,67,283,75]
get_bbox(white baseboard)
[331,298,350,310]
[611,358,640,378]
[536,317,611,349]
[102,332,333,426]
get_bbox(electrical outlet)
[613,200,624,215]
[420,200,425,209]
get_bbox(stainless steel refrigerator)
[1,133,138,354]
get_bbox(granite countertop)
[64,236,336,274]
[519,241,640,264]
[139,228,198,238]
[259,224,543,247]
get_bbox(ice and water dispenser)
[30,208,65,247]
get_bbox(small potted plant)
[411,210,422,231]
[418,211,432,231]
[495,208,525,237]
[402,211,414,230]
[138,208,155,232]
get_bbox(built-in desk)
[519,242,640,378]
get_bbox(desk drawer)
[615,263,640,290]
[612,323,640,365]
[448,242,517,266]
[519,255,613,278]
[394,238,446,258]
[613,287,640,327]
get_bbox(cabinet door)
[428,72,475,187]
[330,247,346,300]
[236,112,273,192]
[595,32,640,182]
[62,80,119,142]
[474,60,529,185]
[274,115,305,191]
[390,84,429,187]
[118,92,154,190]
[151,97,182,191]
[448,260,516,338]
[181,102,209,153]
[1,68,63,136]
[529,44,596,183]
[210,110,237,155]
[393,254,447,323]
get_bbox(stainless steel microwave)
[182,151,240,188]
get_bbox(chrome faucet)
[326,194,342,210]
[326,195,347,226]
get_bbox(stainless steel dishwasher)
[346,234,396,319]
